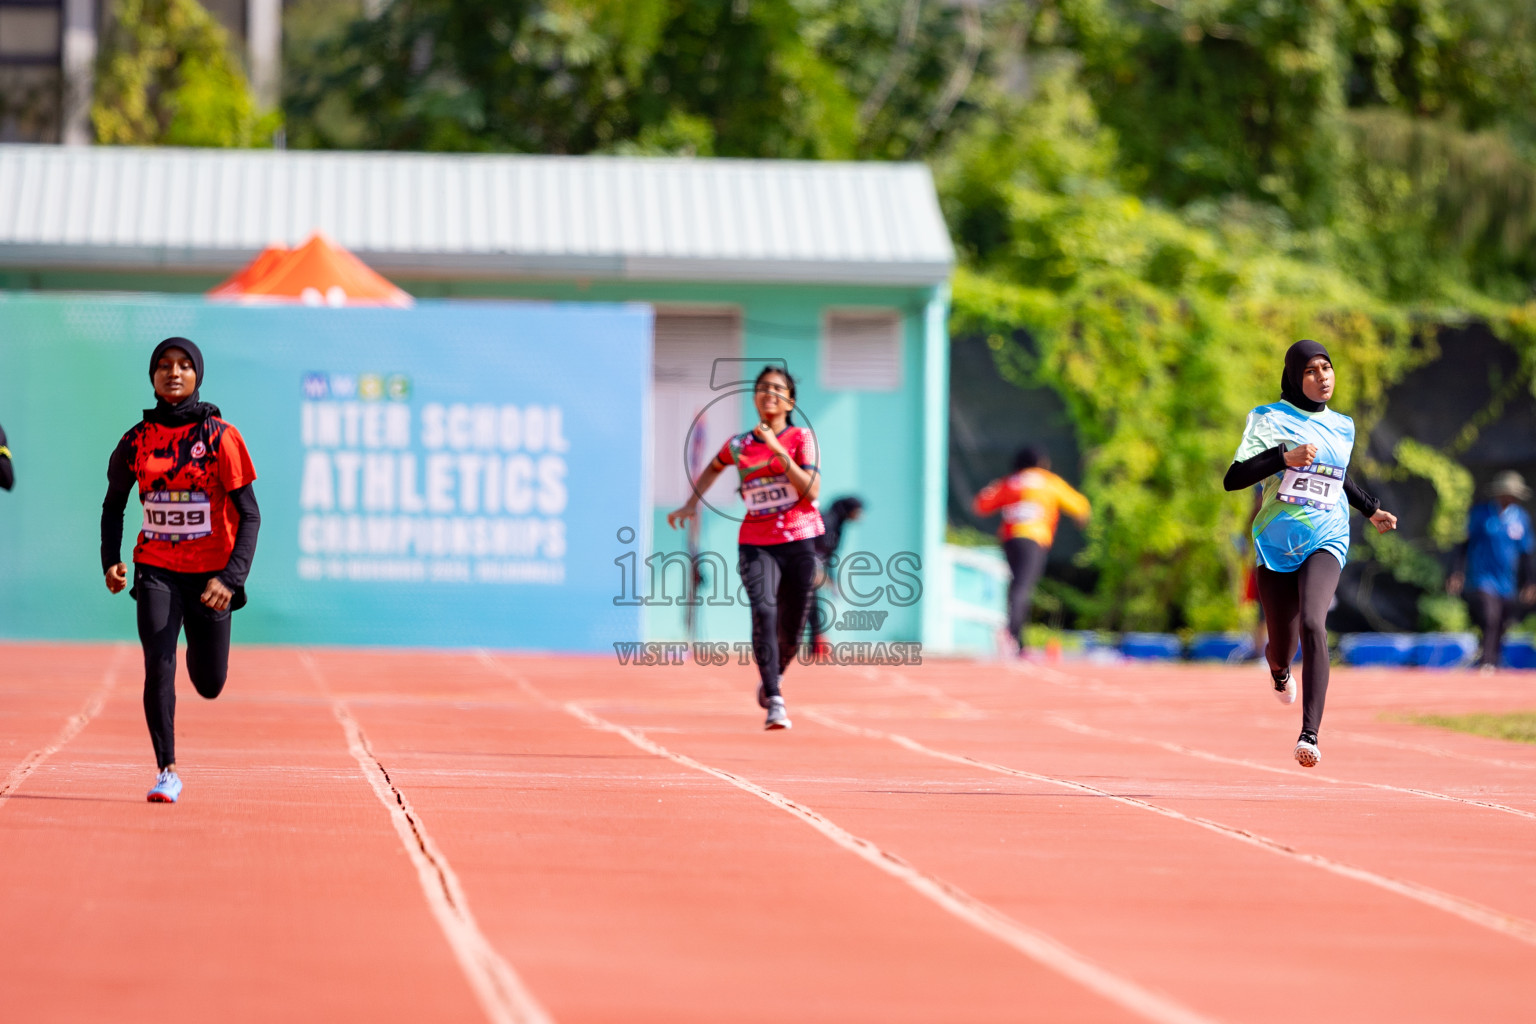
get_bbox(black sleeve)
[0,422,12,490]
[100,435,136,572]
[217,484,261,589]
[1450,540,1469,577]
[1223,445,1286,492]
[1344,475,1380,517]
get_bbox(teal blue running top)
[1233,400,1356,573]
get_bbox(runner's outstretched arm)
[100,436,135,575]
[1223,445,1286,491]
[217,484,262,589]
[1343,476,1380,517]
[0,423,12,490]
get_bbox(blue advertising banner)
[0,294,652,651]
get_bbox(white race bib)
[1001,500,1044,524]
[142,491,214,541]
[1277,464,1344,510]
[741,475,799,515]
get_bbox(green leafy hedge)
[943,70,1536,631]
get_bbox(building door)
[651,310,742,510]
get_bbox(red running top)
[712,425,825,547]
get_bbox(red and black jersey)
[711,425,825,546]
[107,417,257,575]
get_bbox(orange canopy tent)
[207,233,413,308]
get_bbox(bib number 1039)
[142,491,213,541]
[1278,464,1344,511]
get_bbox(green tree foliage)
[285,0,865,156]
[284,0,1047,158]
[941,72,1429,630]
[94,0,279,146]
[940,61,1536,630]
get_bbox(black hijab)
[145,337,220,426]
[1280,339,1330,413]
[815,496,865,560]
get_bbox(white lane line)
[1340,730,1536,772]
[1048,716,1536,823]
[476,672,1220,1024]
[0,645,126,811]
[801,709,1536,949]
[303,656,553,1024]
[858,666,989,719]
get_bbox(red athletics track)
[3,643,1536,1023]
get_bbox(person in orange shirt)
[972,446,1090,656]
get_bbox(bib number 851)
[1288,476,1335,498]
[1278,467,1342,509]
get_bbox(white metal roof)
[0,145,955,286]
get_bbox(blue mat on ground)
[1339,633,1413,667]
[1504,637,1536,669]
[1409,633,1477,668]
[1121,633,1183,660]
[1188,633,1256,663]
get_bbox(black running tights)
[738,539,820,699]
[1466,589,1521,668]
[1002,537,1048,646]
[135,564,232,769]
[1256,550,1341,737]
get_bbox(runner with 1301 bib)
[669,365,823,730]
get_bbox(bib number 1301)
[741,475,799,514]
[1278,465,1343,511]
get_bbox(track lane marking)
[303,655,554,1024]
[801,709,1536,948]
[0,644,126,811]
[902,662,1536,821]
[1339,730,1536,772]
[1047,716,1536,822]
[476,656,1223,1024]
[855,666,988,718]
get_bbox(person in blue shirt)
[1448,472,1535,672]
[1224,340,1398,767]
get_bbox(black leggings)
[1002,537,1048,645]
[1466,589,1522,668]
[1256,550,1341,737]
[134,564,232,769]
[738,539,820,699]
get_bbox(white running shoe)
[764,696,792,730]
[1294,732,1320,768]
[1271,668,1297,705]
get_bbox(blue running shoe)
[147,769,182,803]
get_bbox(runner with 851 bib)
[101,338,261,803]
[668,366,824,730]
[1223,339,1397,767]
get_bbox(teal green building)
[0,145,962,649]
